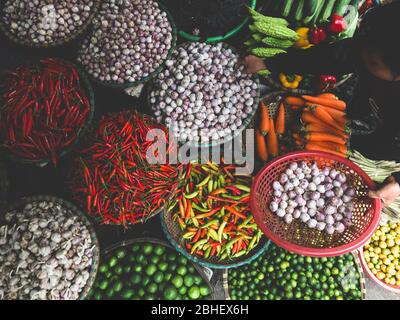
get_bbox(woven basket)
[0,1,100,48]
[222,250,367,300]
[101,238,216,300]
[251,151,381,257]
[0,195,100,300]
[1,58,95,167]
[177,0,257,43]
[84,2,177,90]
[148,42,260,149]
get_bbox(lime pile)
[88,242,211,300]
[228,244,363,300]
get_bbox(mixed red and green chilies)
[167,162,263,261]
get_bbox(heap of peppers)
[0,58,92,165]
[167,161,263,260]
[69,110,181,226]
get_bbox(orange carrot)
[285,96,305,106]
[302,95,346,110]
[259,101,270,135]
[306,103,347,125]
[267,118,278,157]
[276,102,285,135]
[308,141,348,154]
[307,105,343,131]
[301,110,345,133]
[256,129,268,162]
[303,123,349,139]
[292,132,304,147]
[305,143,346,157]
[317,93,337,100]
[305,132,347,145]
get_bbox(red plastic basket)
[359,247,400,294]
[251,151,381,257]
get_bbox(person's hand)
[369,176,400,207]
[242,55,267,74]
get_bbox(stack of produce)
[0,198,97,300]
[256,98,286,162]
[150,42,258,144]
[78,0,174,84]
[0,58,92,165]
[350,150,400,221]
[166,162,263,261]
[88,241,211,300]
[287,93,349,157]
[160,0,250,38]
[363,222,400,287]
[228,243,363,300]
[245,8,299,61]
[269,161,356,235]
[1,0,97,46]
[69,110,181,226]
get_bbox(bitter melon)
[251,47,287,58]
[248,7,289,26]
[252,22,299,41]
[262,37,294,49]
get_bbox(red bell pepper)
[309,27,327,45]
[328,14,347,34]
[316,75,337,91]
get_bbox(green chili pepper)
[235,184,251,193]
[184,191,199,199]
[191,239,208,254]
[238,216,253,229]
[219,251,228,261]
[226,237,241,252]
[247,236,258,254]
[218,221,227,243]
[197,175,211,187]
[204,246,212,259]
[208,229,219,241]
[232,250,247,258]
[191,217,199,228]
[192,202,209,213]
[183,231,196,239]
[167,200,178,213]
[207,179,213,194]
[213,180,218,191]
[219,174,225,186]
[202,219,219,229]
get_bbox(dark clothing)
[267,39,400,183]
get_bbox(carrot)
[305,143,346,157]
[303,123,349,139]
[301,110,345,133]
[276,102,285,135]
[292,132,304,147]
[306,105,343,131]
[259,101,270,135]
[267,118,278,157]
[306,103,347,125]
[302,95,346,111]
[308,141,348,154]
[285,96,305,106]
[305,132,347,145]
[256,129,268,162]
[317,93,337,100]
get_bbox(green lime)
[108,257,118,268]
[93,293,102,300]
[188,286,200,300]
[179,287,187,295]
[158,262,168,272]
[123,265,131,274]
[164,286,178,300]
[133,265,143,273]
[121,289,134,299]
[172,275,184,288]
[154,245,166,256]
[147,283,158,294]
[131,244,140,252]
[136,254,146,264]
[142,276,151,287]
[116,249,126,259]
[98,264,108,273]
[200,286,210,297]
[146,265,157,276]
[168,254,176,262]
[105,288,115,299]
[131,274,141,285]
[150,255,160,264]
[138,288,145,297]
[183,275,194,287]
[193,275,202,285]
[144,294,156,300]
[113,281,123,293]
[143,244,153,255]
[177,266,187,276]
[114,266,123,275]
[98,280,109,290]
[153,272,164,284]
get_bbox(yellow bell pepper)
[294,27,313,49]
[279,73,303,89]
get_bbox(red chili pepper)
[316,75,337,91]
[328,14,347,34]
[309,27,327,45]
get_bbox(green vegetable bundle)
[350,150,400,221]
[88,242,211,300]
[227,243,363,300]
